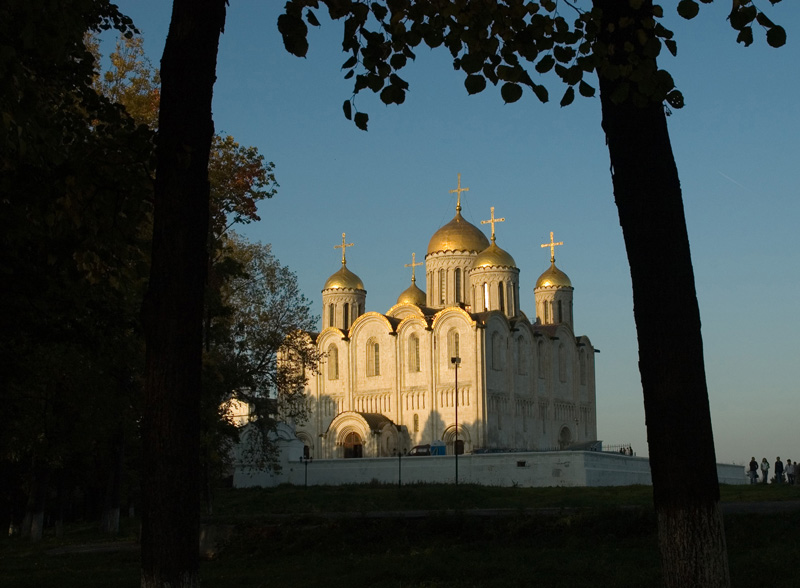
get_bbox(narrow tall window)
[543,302,549,324]
[447,329,460,367]
[579,349,587,385]
[328,304,334,328]
[483,282,489,311]
[413,414,419,432]
[538,340,545,377]
[557,300,563,323]
[492,332,503,370]
[367,338,380,376]
[454,268,462,304]
[343,304,349,329]
[327,344,339,380]
[409,335,420,372]
[498,282,505,313]
[439,269,446,304]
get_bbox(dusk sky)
[109,1,800,466]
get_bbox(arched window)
[454,268,462,303]
[327,344,339,380]
[492,332,504,370]
[558,344,567,383]
[517,336,527,375]
[328,304,334,328]
[367,338,380,377]
[579,349,587,385]
[498,282,505,313]
[439,269,446,304]
[447,329,460,367]
[343,304,349,329]
[537,339,546,378]
[409,334,420,372]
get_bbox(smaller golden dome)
[323,264,364,290]
[535,262,572,288]
[397,280,426,306]
[473,240,516,269]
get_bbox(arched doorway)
[558,426,572,450]
[343,431,363,458]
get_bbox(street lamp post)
[451,356,461,485]
[300,455,312,487]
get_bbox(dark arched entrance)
[343,431,363,458]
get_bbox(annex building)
[296,176,597,460]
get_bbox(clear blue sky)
[110,1,800,466]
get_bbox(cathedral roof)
[427,210,490,255]
[397,280,426,306]
[535,261,572,289]
[323,263,364,291]
[473,239,516,269]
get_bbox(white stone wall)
[234,450,747,488]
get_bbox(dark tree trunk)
[100,432,125,535]
[21,461,48,541]
[140,1,226,586]
[594,1,730,586]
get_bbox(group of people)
[748,456,796,484]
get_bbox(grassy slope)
[1,484,798,588]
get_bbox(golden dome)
[427,211,490,255]
[397,280,426,306]
[535,262,572,288]
[323,264,364,290]
[473,240,516,269]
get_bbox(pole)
[452,356,461,485]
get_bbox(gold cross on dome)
[541,231,563,263]
[449,173,469,211]
[334,232,354,265]
[404,252,423,282]
[481,206,506,241]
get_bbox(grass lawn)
[1,483,798,587]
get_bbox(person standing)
[748,457,759,484]
[761,457,770,484]
[775,457,784,484]
[786,459,795,485]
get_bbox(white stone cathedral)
[296,176,597,459]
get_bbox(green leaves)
[559,86,574,107]
[277,0,788,130]
[464,74,487,95]
[766,25,786,48]
[501,82,522,104]
[277,13,309,58]
[354,112,368,131]
[677,0,700,20]
[728,1,786,48]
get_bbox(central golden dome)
[323,264,365,290]
[473,240,516,268]
[535,262,572,288]
[427,211,490,255]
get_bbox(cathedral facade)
[296,178,597,459]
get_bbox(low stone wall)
[233,446,747,488]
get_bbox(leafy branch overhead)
[279,0,785,130]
